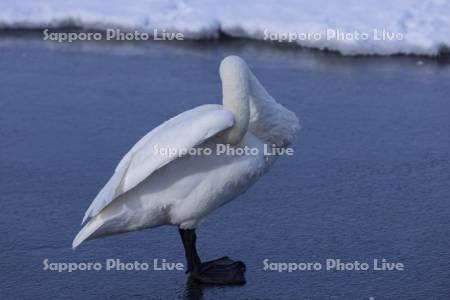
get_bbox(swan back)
[81,105,234,224]
[219,56,300,147]
[248,70,300,147]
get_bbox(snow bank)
[1,0,449,56]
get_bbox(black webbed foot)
[191,256,246,285]
[179,229,246,285]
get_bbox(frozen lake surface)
[1,36,449,299]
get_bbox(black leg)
[179,228,246,285]
[179,229,201,273]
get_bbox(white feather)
[73,56,300,250]
[81,104,234,224]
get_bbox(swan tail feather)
[72,217,104,250]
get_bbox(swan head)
[219,56,251,145]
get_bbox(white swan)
[73,56,300,284]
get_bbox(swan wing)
[82,104,234,223]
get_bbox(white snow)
[1,0,449,56]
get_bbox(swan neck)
[220,58,250,144]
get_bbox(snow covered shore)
[1,0,449,56]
